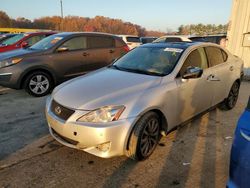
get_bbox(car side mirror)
[182,66,203,79]
[57,47,69,53]
[21,41,29,48]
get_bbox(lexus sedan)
[46,42,243,160]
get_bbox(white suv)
[119,35,141,50]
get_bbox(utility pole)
[60,0,64,31]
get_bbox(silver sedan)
[45,42,243,160]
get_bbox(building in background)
[227,0,250,77]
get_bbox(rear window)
[205,47,225,67]
[126,37,140,43]
[88,36,114,48]
[165,37,182,42]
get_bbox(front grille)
[51,100,75,121]
[52,128,79,145]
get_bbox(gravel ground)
[0,82,249,188]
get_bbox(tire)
[126,112,161,161]
[24,71,53,97]
[219,81,240,110]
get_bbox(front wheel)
[126,112,161,161]
[219,81,240,110]
[24,71,53,97]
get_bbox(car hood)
[0,48,43,60]
[53,68,162,110]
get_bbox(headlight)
[77,105,125,123]
[0,58,23,68]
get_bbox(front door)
[175,47,214,123]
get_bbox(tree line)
[0,11,227,36]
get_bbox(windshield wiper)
[126,68,164,76]
[110,65,164,76]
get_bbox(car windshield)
[112,47,184,76]
[1,34,25,46]
[28,35,64,50]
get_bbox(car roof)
[139,42,201,50]
[53,32,119,38]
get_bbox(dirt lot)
[0,82,249,188]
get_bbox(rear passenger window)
[88,37,114,48]
[165,37,182,42]
[180,48,208,76]
[205,47,225,67]
[221,50,228,62]
[60,37,87,51]
[126,37,140,43]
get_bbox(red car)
[0,32,56,53]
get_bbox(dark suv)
[0,32,129,97]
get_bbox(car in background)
[0,32,56,53]
[153,35,192,43]
[46,42,242,160]
[227,97,250,188]
[0,34,17,44]
[119,35,141,50]
[0,32,129,97]
[140,37,157,44]
[189,34,227,47]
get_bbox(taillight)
[123,45,130,52]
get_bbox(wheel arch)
[19,67,57,89]
[125,108,168,150]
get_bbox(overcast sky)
[1,0,233,31]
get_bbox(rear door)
[175,47,214,123]
[205,46,232,106]
[84,36,116,70]
[50,36,89,79]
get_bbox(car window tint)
[61,37,87,51]
[26,35,46,46]
[126,37,140,43]
[180,48,208,76]
[165,37,182,42]
[88,36,114,48]
[205,46,224,67]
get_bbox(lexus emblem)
[55,106,62,115]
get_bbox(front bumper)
[0,65,22,89]
[45,97,137,158]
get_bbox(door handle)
[109,49,115,53]
[230,66,234,71]
[207,74,220,81]
[83,52,89,56]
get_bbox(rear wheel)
[126,112,160,161]
[219,81,240,110]
[24,71,53,97]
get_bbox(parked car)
[189,34,227,47]
[46,42,243,160]
[227,97,250,188]
[0,32,129,97]
[0,34,17,44]
[0,32,56,53]
[153,35,192,43]
[119,35,141,50]
[140,37,157,44]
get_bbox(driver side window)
[179,48,208,76]
[59,37,87,51]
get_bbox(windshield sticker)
[51,37,63,44]
[164,48,183,53]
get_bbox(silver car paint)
[46,43,243,158]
